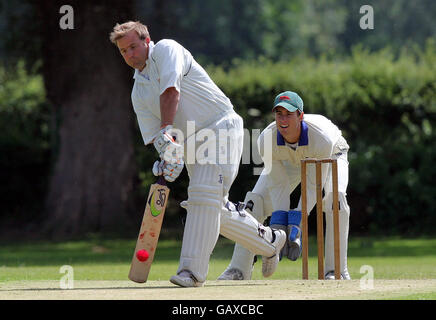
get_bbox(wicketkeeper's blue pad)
[270,210,288,226]
[287,210,302,241]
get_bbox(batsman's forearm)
[160,87,180,128]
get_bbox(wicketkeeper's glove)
[270,210,289,260]
[286,210,302,261]
[270,210,302,261]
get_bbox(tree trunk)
[38,1,138,238]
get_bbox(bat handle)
[157,175,167,186]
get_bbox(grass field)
[1,236,436,300]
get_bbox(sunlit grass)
[1,236,436,284]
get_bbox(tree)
[37,0,138,238]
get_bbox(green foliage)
[135,0,435,65]
[2,43,436,236]
[207,41,436,235]
[0,61,51,220]
[1,0,435,69]
[0,0,42,71]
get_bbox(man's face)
[274,106,302,141]
[116,30,149,71]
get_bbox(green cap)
[273,91,304,113]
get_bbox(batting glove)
[152,159,165,176]
[153,125,184,164]
[152,159,184,182]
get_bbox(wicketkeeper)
[218,91,351,280]
[110,21,286,287]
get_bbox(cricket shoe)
[262,229,287,277]
[324,270,351,280]
[170,270,204,287]
[217,268,245,280]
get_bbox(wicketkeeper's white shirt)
[257,114,349,211]
[131,39,235,145]
[258,114,346,165]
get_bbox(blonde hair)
[109,21,150,44]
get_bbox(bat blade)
[128,178,169,283]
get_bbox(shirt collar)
[147,41,155,61]
[276,120,309,147]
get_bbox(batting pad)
[219,192,265,280]
[177,164,224,283]
[220,206,276,258]
[177,204,220,283]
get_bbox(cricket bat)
[128,176,170,283]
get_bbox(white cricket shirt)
[258,114,347,166]
[131,39,235,145]
[257,114,349,209]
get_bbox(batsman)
[110,21,286,287]
[219,91,352,280]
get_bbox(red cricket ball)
[136,249,149,262]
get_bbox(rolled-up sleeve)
[152,40,187,95]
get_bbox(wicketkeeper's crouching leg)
[323,191,351,280]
